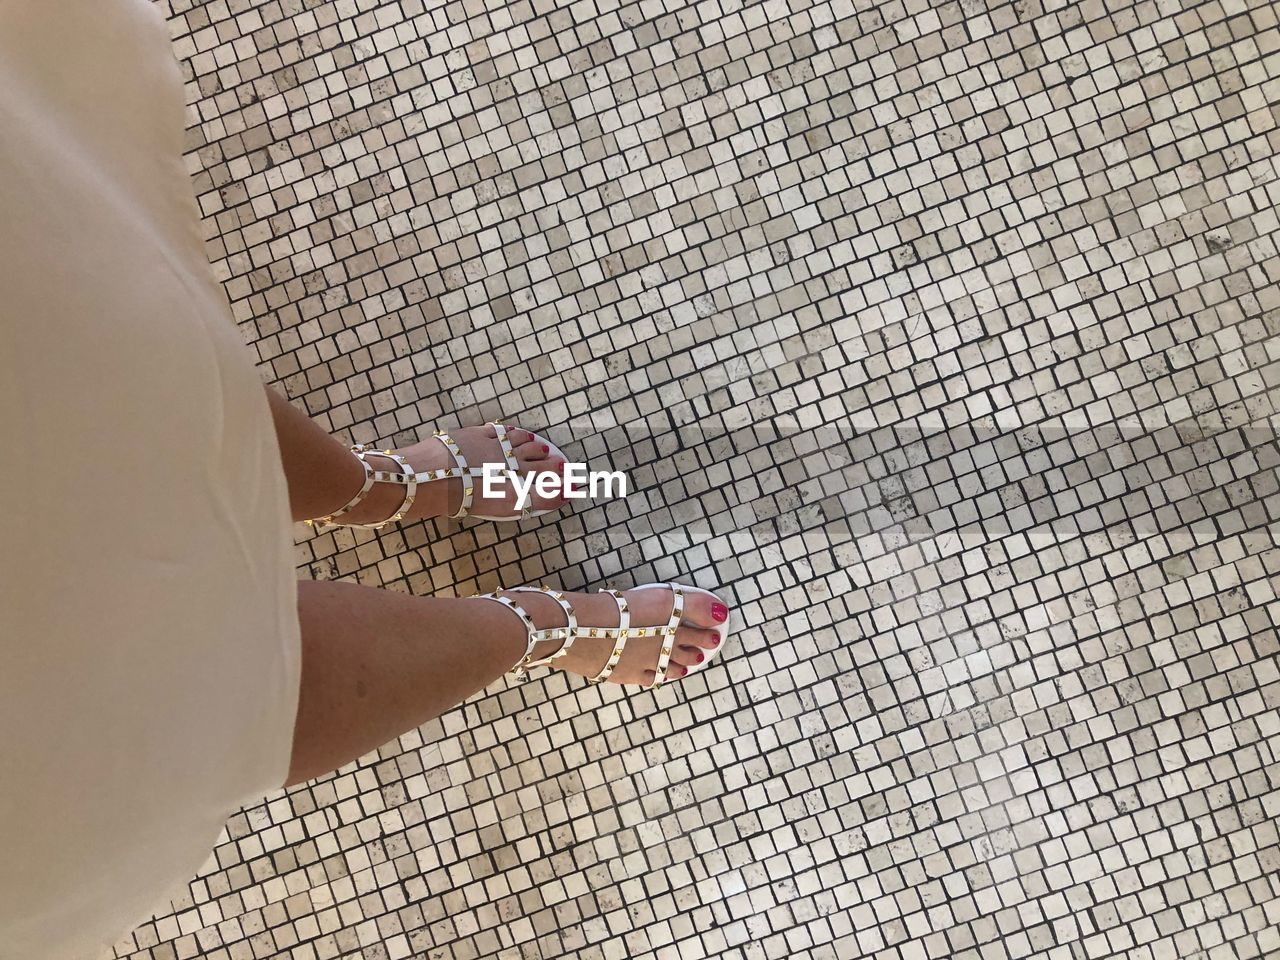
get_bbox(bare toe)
[641,665,687,684]
[505,428,534,445]
[514,437,550,463]
[682,628,721,650]
[682,591,730,631]
[668,644,706,669]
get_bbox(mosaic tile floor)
[114,0,1279,958]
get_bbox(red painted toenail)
[696,653,705,663]
[542,444,549,454]
[681,666,689,677]
[710,636,720,646]
[712,603,728,622]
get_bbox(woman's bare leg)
[283,580,727,787]
[283,580,529,786]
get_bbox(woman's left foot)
[326,422,570,527]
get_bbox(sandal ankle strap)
[471,593,539,670]
[304,445,376,531]
[343,447,417,530]
[304,445,417,532]
[473,586,582,678]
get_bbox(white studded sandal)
[305,421,566,531]
[476,582,730,690]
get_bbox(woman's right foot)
[491,584,730,686]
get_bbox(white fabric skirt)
[0,2,302,956]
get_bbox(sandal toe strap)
[490,421,535,518]
[429,431,474,519]
[647,584,685,690]
[586,589,630,684]
[490,422,521,473]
